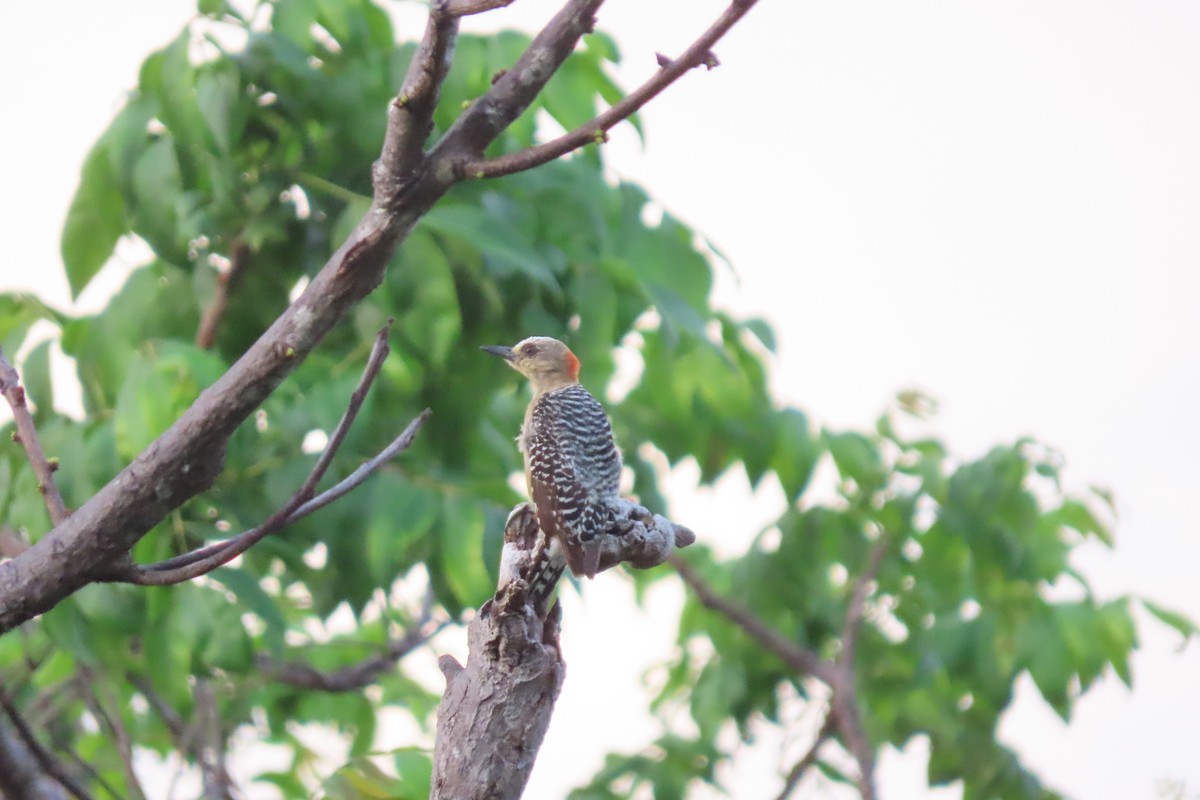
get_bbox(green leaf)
[773,409,821,501]
[439,497,493,608]
[392,747,432,797]
[0,293,65,356]
[130,138,185,262]
[61,138,127,298]
[541,56,599,133]
[824,430,885,492]
[212,567,288,656]
[196,62,243,154]
[743,318,777,353]
[1052,498,1113,546]
[21,340,54,419]
[1142,599,1197,648]
[421,204,557,287]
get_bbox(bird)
[482,336,622,582]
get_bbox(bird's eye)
[523,343,539,356]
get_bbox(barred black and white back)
[522,383,622,579]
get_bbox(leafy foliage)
[0,0,1191,797]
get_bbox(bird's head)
[481,336,580,393]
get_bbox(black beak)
[480,345,515,361]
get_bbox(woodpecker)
[482,336,622,581]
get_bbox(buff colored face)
[481,336,580,389]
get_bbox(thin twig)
[82,679,146,800]
[775,712,834,800]
[262,596,447,692]
[0,347,68,525]
[840,539,888,667]
[194,679,236,800]
[829,676,876,800]
[0,679,93,800]
[195,239,249,350]
[669,554,837,685]
[59,742,125,800]
[112,323,425,585]
[463,0,761,178]
[128,675,205,799]
[124,408,430,584]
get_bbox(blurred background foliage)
[1,0,1193,797]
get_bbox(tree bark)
[431,584,565,800]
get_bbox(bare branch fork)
[673,537,890,800]
[102,321,431,586]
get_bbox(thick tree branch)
[464,0,761,178]
[431,586,564,800]
[498,500,695,615]
[0,347,68,526]
[0,681,90,800]
[431,0,607,166]
[431,502,694,795]
[374,0,461,199]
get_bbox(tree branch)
[670,554,838,685]
[431,0,607,166]
[0,680,91,800]
[374,0,461,199]
[840,538,888,667]
[431,501,694,796]
[430,586,564,800]
[0,722,69,800]
[445,0,516,17]
[194,679,236,800]
[194,239,249,350]
[119,408,430,585]
[775,712,834,800]
[81,679,145,800]
[464,0,761,178]
[108,324,426,585]
[0,347,68,526]
[672,548,884,799]
[262,595,447,692]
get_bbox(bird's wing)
[527,418,604,579]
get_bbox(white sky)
[2,1,1198,799]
